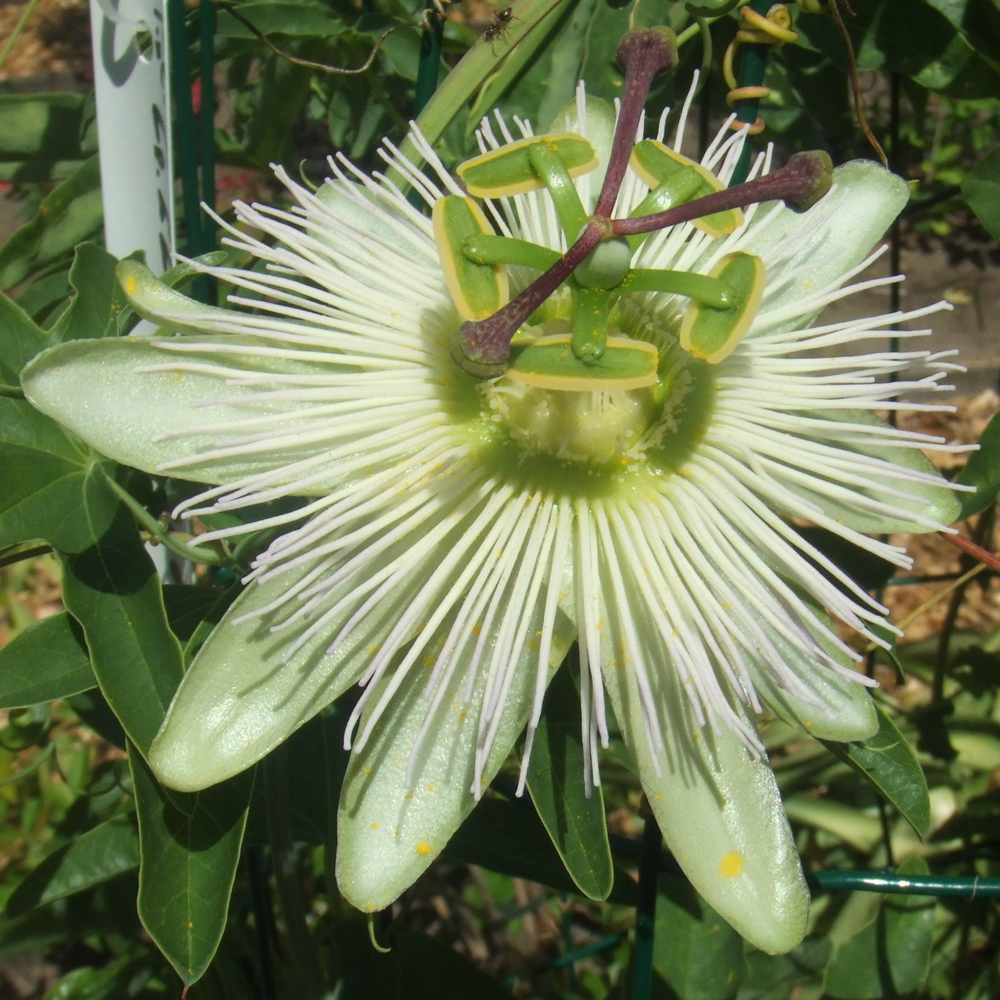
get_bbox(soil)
[0,0,92,84]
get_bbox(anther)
[453,220,607,377]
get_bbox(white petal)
[744,160,909,335]
[336,583,576,911]
[603,657,809,955]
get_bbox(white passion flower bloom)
[24,73,965,952]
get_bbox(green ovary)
[474,308,715,475]
[487,381,658,464]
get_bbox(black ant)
[483,6,514,46]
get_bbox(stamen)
[452,219,607,376]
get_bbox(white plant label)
[88,0,175,274]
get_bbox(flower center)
[485,342,659,465]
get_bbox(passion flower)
[23,39,964,953]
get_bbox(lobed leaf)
[130,746,252,987]
[5,817,139,917]
[527,662,614,901]
[821,705,930,838]
[0,611,95,709]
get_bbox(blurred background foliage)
[1,0,1000,998]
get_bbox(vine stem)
[100,470,234,567]
[933,511,997,702]
[0,544,53,570]
[889,561,986,635]
[942,531,1000,573]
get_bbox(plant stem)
[0,544,53,570]
[101,470,233,567]
[0,0,42,74]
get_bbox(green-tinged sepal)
[119,259,233,332]
[740,161,909,336]
[630,140,743,237]
[148,554,378,790]
[457,134,598,198]
[21,338,350,491]
[748,605,878,742]
[506,334,658,391]
[151,502,506,791]
[679,253,765,363]
[336,599,575,912]
[433,196,508,320]
[602,657,809,954]
[793,408,962,533]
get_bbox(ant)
[483,6,514,46]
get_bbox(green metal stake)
[631,810,662,1000]
[409,3,445,209]
[729,0,776,186]
[199,0,217,304]
[167,0,208,301]
[415,3,445,116]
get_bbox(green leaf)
[0,285,49,379]
[870,622,906,682]
[651,874,747,1000]
[878,0,1000,97]
[49,243,135,343]
[466,0,577,133]
[784,797,881,852]
[821,705,930,837]
[130,745,252,986]
[932,786,1000,840]
[400,0,578,170]
[0,884,138,962]
[0,611,95,709]
[0,398,120,554]
[824,857,936,1000]
[162,584,231,644]
[445,796,637,905]
[12,265,72,329]
[67,688,127,749]
[60,474,185,755]
[244,703,349,846]
[535,0,599,129]
[0,93,88,162]
[0,156,102,290]
[527,661,613,901]
[963,147,1000,240]
[956,407,1000,517]
[741,938,830,1000]
[5,817,139,917]
[215,1,345,38]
